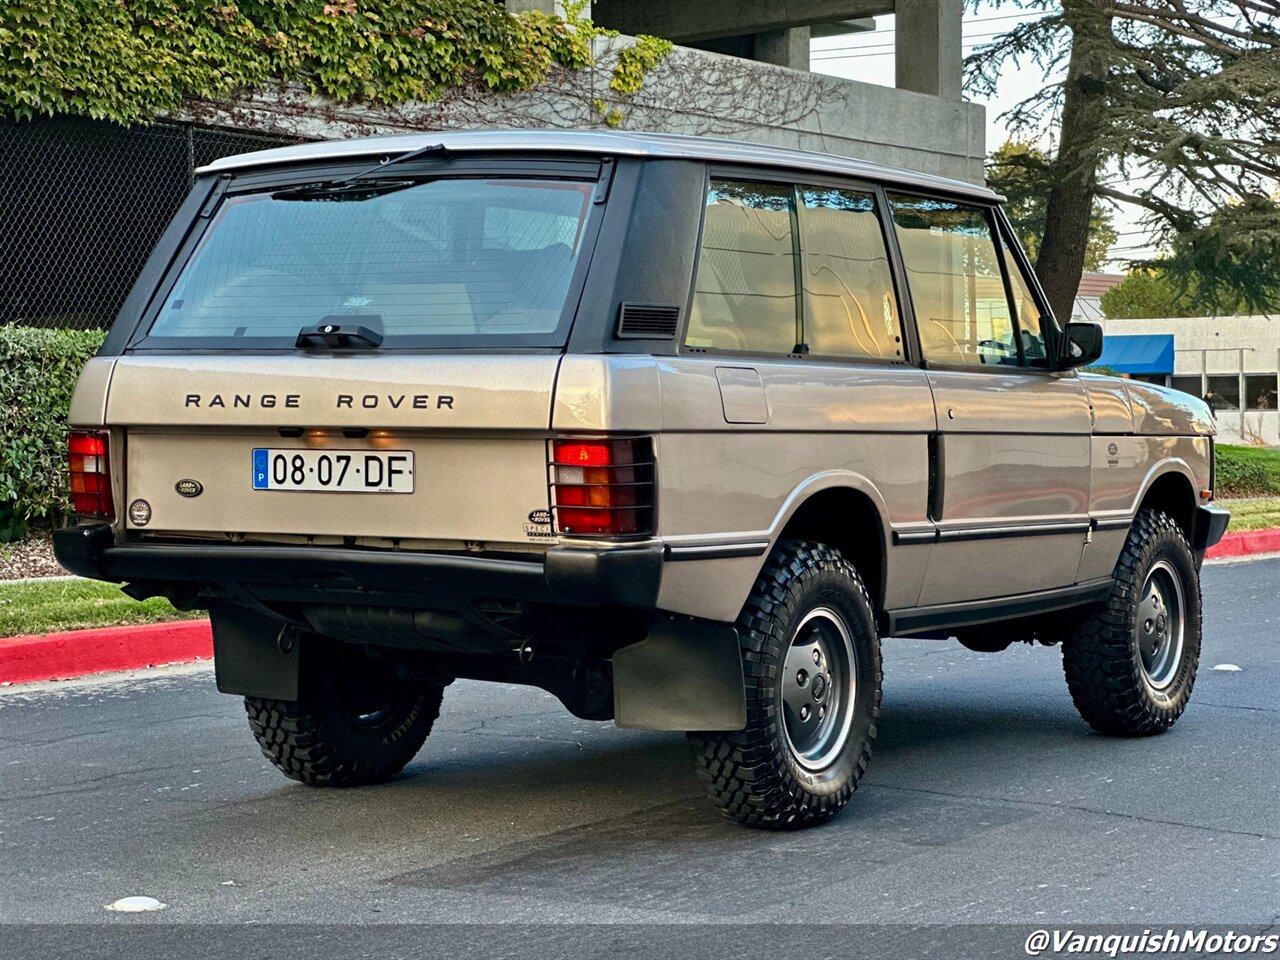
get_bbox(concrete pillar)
[754,27,812,71]
[895,0,962,100]
[505,1,587,17]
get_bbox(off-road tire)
[1062,509,1201,736]
[689,540,882,829]
[245,641,444,787]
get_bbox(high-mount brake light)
[68,430,114,520]
[549,437,654,537]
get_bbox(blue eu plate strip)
[252,448,269,490]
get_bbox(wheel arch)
[768,474,890,612]
[1136,463,1198,542]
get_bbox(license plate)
[252,448,414,493]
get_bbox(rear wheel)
[246,639,444,787]
[1061,509,1201,735]
[689,540,882,829]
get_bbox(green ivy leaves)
[0,1,607,124]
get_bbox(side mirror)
[1058,321,1104,370]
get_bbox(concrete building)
[180,1,984,183]
[1097,315,1280,446]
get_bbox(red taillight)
[549,437,654,537]
[68,430,114,520]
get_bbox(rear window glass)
[146,178,594,346]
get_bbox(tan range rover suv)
[56,131,1230,829]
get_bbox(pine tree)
[967,1,1280,319]
[987,140,1118,271]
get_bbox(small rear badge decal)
[175,479,203,498]
[524,508,554,540]
[128,499,152,527]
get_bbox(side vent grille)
[616,302,680,340]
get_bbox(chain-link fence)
[0,115,301,330]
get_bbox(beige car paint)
[919,369,1092,604]
[69,346,1216,625]
[102,354,563,430]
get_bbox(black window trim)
[122,156,613,353]
[991,205,1066,366]
[679,163,916,368]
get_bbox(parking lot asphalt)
[1,558,1277,944]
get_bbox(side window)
[686,180,799,354]
[888,195,1019,367]
[997,231,1050,366]
[798,188,903,360]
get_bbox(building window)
[686,180,799,355]
[797,187,903,360]
[1205,375,1241,410]
[1170,375,1202,399]
[1246,374,1278,411]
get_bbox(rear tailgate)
[105,355,560,547]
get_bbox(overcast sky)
[809,8,1159,269]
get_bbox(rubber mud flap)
[613,618,746,731]
[212,605,301,701]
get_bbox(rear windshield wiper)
[271,143,448,201]
[296,320,384,349]
[271,178,416,202]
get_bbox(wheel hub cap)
[781,608,858,771]
[1136,559,1186,690]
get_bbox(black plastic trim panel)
[664,541,770,561]
[53,524,664,610]
[888,578,1114,635]
[1192,504,1231,551]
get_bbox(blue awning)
[1094,333,1175,374]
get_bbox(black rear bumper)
[53,523,664,610]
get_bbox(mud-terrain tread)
[245,684,443,787]
[689,540,882,830]
[1061,508,1201,736]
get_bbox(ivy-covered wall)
[0,0,669,125]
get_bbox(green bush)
[0,326,105,541]
[1216,444,1280,499]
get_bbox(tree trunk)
[1035,0,1113,324]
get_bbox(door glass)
[888,195,1018,367]
[798,188,903,360]
[686,180,799,354]
[998,232,1050,367]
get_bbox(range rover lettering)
[55,131,1230,829]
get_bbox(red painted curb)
[1206,527,1280,560]
[0,620,211,685]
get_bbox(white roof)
[197,129,998,201]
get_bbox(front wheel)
[246,639,444,787]
[1062,509,1201,735]
[688,540,882,829]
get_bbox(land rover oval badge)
[128,499,152,527]
[175,479,203,498]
